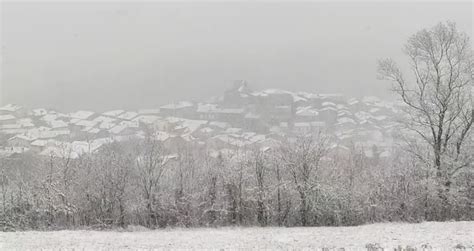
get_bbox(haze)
[1,1,472,111]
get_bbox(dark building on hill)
[222,80,253,108]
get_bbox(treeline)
[0,132,472,231]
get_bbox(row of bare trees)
[0,129,471,230]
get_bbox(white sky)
[1,1,472,111]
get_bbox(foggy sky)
[1,2,472,111]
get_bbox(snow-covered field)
[0,221,472,250]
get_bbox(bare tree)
[278,133,330,226]
[0,157,9,219]
[200,150,222,226]
[96,143,132,227]
[271,152,291,226]
[134,129,171,227]
[378,21,474,219]
[251,147,268,226]
[56,144,76,226]
[40,144,76,227]
[173,145,195,227]
[222,150,250,226]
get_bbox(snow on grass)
[0,221,472,250]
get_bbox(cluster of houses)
[0,82,402,160]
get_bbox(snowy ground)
[0,221,472,250]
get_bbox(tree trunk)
[299,190,308,226]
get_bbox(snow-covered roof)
[252,89,307,102]
[93,116,116,123]
[81,126,98,134]
[197,103,219,113]
[103,110,125,117]
[355,111,371,120]
[41,114,58,122]
[336,104,348,110]
[297,92,320,100]
[226,127,242,134]
[133,115,160,124]
[17,118,35,128]
[109,125,126,134]
[371,115,388,121]
[199,127,214,134]
[320,106,337,112]
[0,124,21,129]
[181,133,197,142]
[248,134,265,143]
[296,106,319,117]
[216,108,244,114]
[49,120,69,129]
[138,109,160,115]
[337,110,352,117]
[176,119,207,134]
[244,113,260,119]
[363,96,382,104]
[75,120,98,127]
[337,117,357,125]
[337,133,354,141]
[294,122,312,128]
[35,130,70,139]
[310,121,326,127]
[118,111,138,120]
[369,108,381,114]
[322,101,336,107]
[160,101,194,110]
[319,93,343,98]
[71,141,92,155]
[154,131,172,141]
[237,83,250,93]
[380,150,391,158]
[109,122,138,134]
[69,110,95,120]
[259,138,281,149]
[0,104,22,112]
[90,138,113,151]
[0,115,15,121]
[348,98,360,106]
[31,139,48,147]
[209,121,229,129]
[99,120,116,130]
[8,134,37,142]
[82,127,101,134]
[241,132,256,139]
[1,146,29,155]
[119,120,139,128]
[330,144,350,151]
[252,89,285,97]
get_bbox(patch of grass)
[365,243,383,251]
[421,243,432,251]
[453,244,466,250]
[394,245,416,251]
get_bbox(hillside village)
[0,81,403,160]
